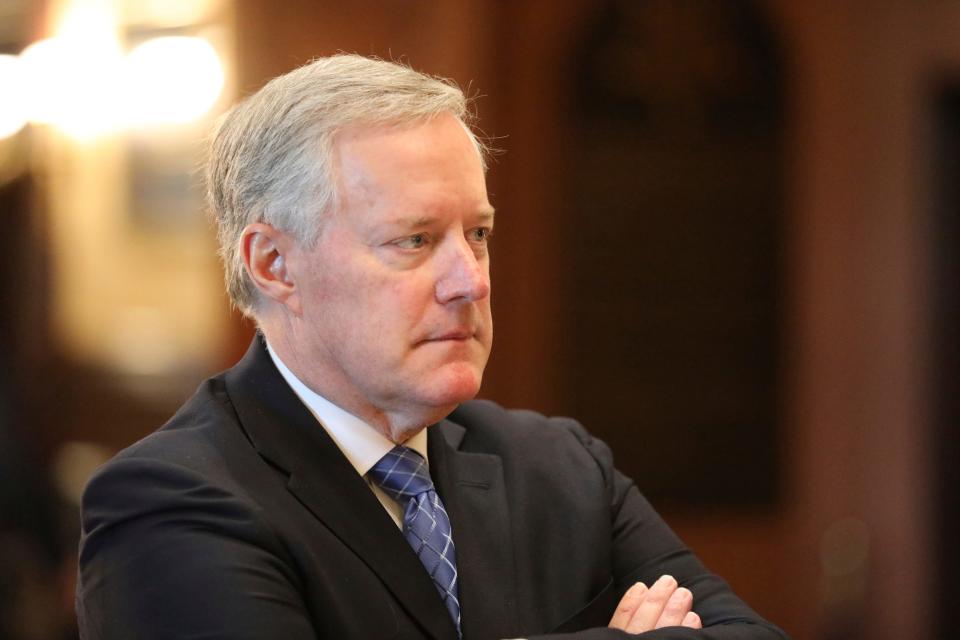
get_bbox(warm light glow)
[127,0,223,28]
[19,38,70,125]
[56,1,119,43]
[0,55,28,139]
[125,36,225,125]
[19,1,126,140]
[13,0,226,139]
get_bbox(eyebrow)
[390,208,496,228]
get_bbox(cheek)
[335,274,428,345]
[310,250,437,341]
[312,253,380,310]
[384,273,435,317]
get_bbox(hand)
[608,575,702,634]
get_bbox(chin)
[421,364,484,411]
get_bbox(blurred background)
[0,1,956,639]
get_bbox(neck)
[259,316,444,443]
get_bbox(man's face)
[285,113,494,438]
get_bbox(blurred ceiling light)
[20,2,126,140]
[20,36,125,140]
[125,36,224,126]
[0,55,28,139]
[125,0,224,29]
[13,0,225,139]
[56,1,120,43]
[19,38,71,125]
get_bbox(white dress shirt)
[266,342,429,529]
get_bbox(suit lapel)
[224,337,458,640]
[429,422,520,640]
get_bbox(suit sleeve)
[529,419,790,640]
[77,457,316,640]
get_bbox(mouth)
[420,328,476,343]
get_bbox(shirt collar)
[265,341,429,476]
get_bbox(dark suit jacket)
[77,337,788,639]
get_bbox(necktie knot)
[368,445,434,504]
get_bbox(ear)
[240,223,303,316]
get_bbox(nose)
[435,238,490,303]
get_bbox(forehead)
[333,113,489,215]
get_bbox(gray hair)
[206,54,484,317]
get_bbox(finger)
[654,587,693,629]
[608,582,647,630]
[625,574,677,633]
[682,611,702,629]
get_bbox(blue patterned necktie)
[368,446,462,637]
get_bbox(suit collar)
[224,336,459,640]
[263,338,428,477]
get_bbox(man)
[77,55,787,639]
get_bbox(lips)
[419,327,476,343]
[428,329,474,341]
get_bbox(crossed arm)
[536,416,790,640]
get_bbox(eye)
[469,227,493,243]
[393,233,428,250]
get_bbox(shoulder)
[448,398,603,449]
[80,375,265,541]
[98,374,254,479]
[446,399,616,484]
